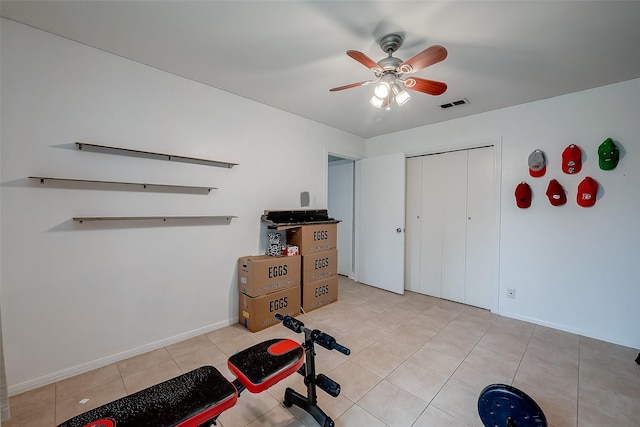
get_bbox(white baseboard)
[499,310,581,334]
[498,311,637,349]
[8,317,235,396]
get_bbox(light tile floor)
[6,277,640,427]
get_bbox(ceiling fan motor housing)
[378,33,403,54]
[377,57,403,73]
[377,34,404,75]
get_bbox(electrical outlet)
[507,288,516,299]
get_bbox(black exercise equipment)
[478,383,547,427]
[277,313,350,427]
[57,314,349,427]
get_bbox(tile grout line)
[427,311,498,427]
[327,299,434,426]
[405,306,479,427]
[576,335,582,427]
[511,323,536,387]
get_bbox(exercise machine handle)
[275,314,305,333]
[315,374,341,397]
[311,330,351,355]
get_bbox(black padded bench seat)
[228,338,304,393]
[58,366,237,427]
[57,338,305,427]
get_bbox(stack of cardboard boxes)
[237,254,301,332]
[238,219,339,332]
[286,223,339,313]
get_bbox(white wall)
[0,19,364,393]
[367,78,640,350]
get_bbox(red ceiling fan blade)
[346,50,382,71]
[399,45,447,73]
[329,81,370,92]
[403,77,448,96]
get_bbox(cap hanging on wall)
[598,138,619,170]
[515,182,532,208]
[577,177,598,207]
[546,179,567,206]
[528,149,546,177]
[562,144,582,174]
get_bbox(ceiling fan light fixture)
[374,73,397,98]
[373,82,390,98]
[370,93,392,109]
[393,84,411,105]
[369,94,385,108]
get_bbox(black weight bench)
[58,315,347,427]
[57,365,238,427]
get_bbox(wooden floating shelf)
[76,142,238,169]
[73,216,237,224]
[30,176,214,194]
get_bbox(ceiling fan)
[330,34,448,109]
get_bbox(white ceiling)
[2,1,640,139]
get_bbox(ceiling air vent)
[440,98,469,109]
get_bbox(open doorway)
[327,154,355,279]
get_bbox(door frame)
[326,152,359,280]
[326,153,357,280]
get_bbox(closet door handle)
[396,227,403,233]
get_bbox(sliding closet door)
[417,154,442,297]
[465,147,496,309]
[420,151,467,301]
[405,157,422,292]
[407,146,496,310]
[441,151,469,302]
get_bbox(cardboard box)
[239,286,300,332]
[238,255,300,297]
[301,250,338,284]
[301,276,339,313]
[286,224,337,255]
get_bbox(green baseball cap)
[598,138,619,170]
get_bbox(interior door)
[356,152,405,294]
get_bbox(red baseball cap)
[562,144,582,174]
[515,182,532,208]
[546,179,566,206]
[577,176,598,207]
